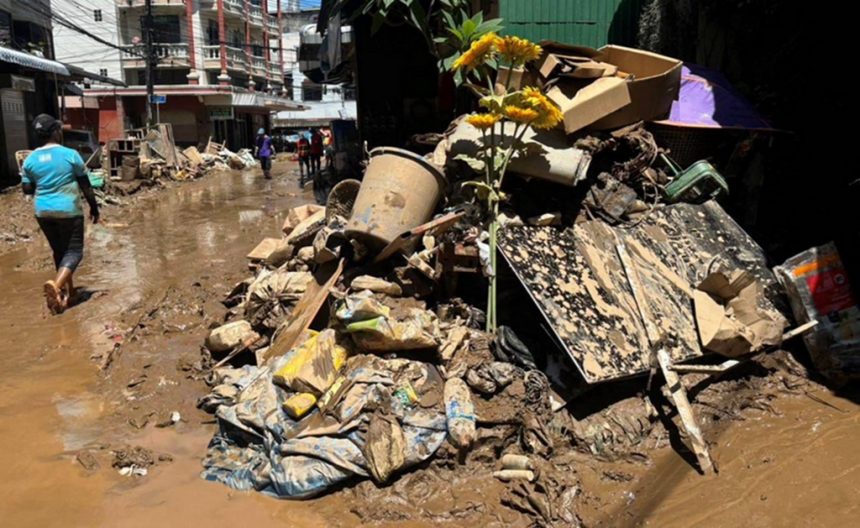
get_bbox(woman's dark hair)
[32,114,62,142]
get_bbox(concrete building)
[53,0,302,149]
[273,1,354,130]
[1,1,59,182]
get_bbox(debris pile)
[193,37,843,521]
[100,126,257,197]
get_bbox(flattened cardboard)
[693,271,786,358]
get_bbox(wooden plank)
[246,238,283,261]
[373,210,466,263]
[258,259,344,365]
[657,348,715,473]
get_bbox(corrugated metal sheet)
[499,0,644,48]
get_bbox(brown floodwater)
[1,162,858,527]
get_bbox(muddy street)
[1,161,858,527]
[0,162,344,526]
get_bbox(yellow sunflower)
[496,36,542,66]
[452,33,499,71]
[466,112,502,130]
[521,87,563,129]
[503,105,540,124]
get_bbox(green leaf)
[462,18,476,38]
[477,18,505,33]
[492,151,507,171]
[454,154,486,172]
[479,94,505,113]
[461,180,498,202]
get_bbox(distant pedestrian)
[21,114,100,314]
[254,127,274,179]
[310,129,323,175]
[297,133,311,185]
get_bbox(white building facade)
[273,3,355,129]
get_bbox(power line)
[19,2,146,58]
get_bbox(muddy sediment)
[1,160,858,527]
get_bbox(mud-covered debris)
[350,275,403,296]
[364,412,408,483]
[75,451,100,472]
[112,445,155,470]
[205,320,258,353]
[444,377,477,450]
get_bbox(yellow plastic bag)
[283,393,318,420]
[273,329,348,395]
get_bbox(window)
[99,68,108,77]
[140,15,181,44]
[93,10,102,22]
[207,20,218,45]
[230,30,242,48]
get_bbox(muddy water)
[0,166,346,527]
[614,391,860,527]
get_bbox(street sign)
[208,106,234,120]
[149,94,166,104]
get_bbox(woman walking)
[21,114,100,314]
[255,127,275,179]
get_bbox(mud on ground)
[1,160,858,527]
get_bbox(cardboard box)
[539,53,618,80]
[540,42,682,134]
[546,77,631,135]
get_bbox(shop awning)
[0,46,70,76]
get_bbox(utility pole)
[144,0,155,126]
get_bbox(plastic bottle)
[444,377,476,449]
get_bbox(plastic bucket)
[346,147,445,249]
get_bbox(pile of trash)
[194,38,858,514]
[96,126,258,197]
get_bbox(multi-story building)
[273,1,355,130]
[1,1,61,182]
[53,0,302,149]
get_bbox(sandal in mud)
[43,280,65,315]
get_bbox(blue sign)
[149,94,166,104]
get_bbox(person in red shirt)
[297,134,311,185]
[310,129,323,175]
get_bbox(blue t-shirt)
[21,145,86,218]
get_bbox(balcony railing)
[267,17,280,33]
[116,0,185,8]
[202,45,247,71]
[249,55,266,76]
[248,5,263,26]
[200,0,243,16]
[121,43,189,65]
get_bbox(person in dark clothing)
[254,127,275,179]
[297,134,311,185]
[310,129,323,175]
[21,114,100,314]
